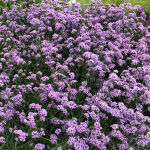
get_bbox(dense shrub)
[0,0,150,149]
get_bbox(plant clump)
[0,0,150,150]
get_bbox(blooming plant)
[0,0,150,150]
[139,7,150,24]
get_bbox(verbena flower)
[0,0,149,150]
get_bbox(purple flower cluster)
[139,8,150,24]
[0,0,150,149]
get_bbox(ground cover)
[0,0,150,150]
[75,0,150,12]
[66,0,150,21]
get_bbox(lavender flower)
[0,0,150,149]
[34,143,45,150]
